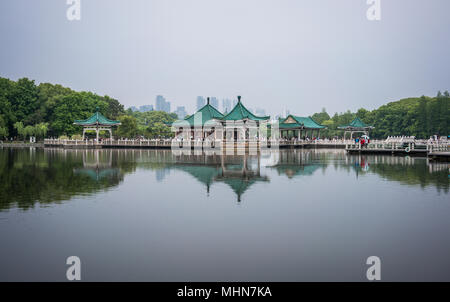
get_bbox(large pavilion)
[216,96,270,141]
[278,115,326,139]
[172,96,270,141]
[338,117,374,139]
[74,107,121,140]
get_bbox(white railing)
[44,138,173,147]
[43,138,450,152]
[428,143,449,153]
[345,141,449,152]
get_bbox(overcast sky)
[1,0,449,116]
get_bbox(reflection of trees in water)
[346,155,449,193]
[0,149,130,211]
[267,149,449,193]
[1,148,448,210]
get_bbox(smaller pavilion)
[74,107,121,140]
[278,115,326,139]
[338,117,374,139]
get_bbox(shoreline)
[0,142,44,148]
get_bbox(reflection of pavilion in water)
[73,150,121,181]
[171,153,269,202]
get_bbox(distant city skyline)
[196,96,206,111]
[174,106,187,119]
[128,94,274,119]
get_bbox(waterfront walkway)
[43,138,352,149]
[35,138,450,160]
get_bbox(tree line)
[0,77,176,140]
[311,92,449,139]
[0,77,448,140]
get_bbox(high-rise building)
[165,101,171,113]
[174,106,187,119]
[155,95,166,111]
[155,95,171,113]
[209,97,219,110]
[222,98,232,113]
[129,106,139,112]
[196,96,206,110]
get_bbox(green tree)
[13,122,25,140]
[416,96,429,138]
[311,108,330,124]
[116,115,138,138]
[34,122,49,139]
[103,95,125,119]
[132,111,176,138]
[24,125,35,139]
[356,108,369,120]
[0,127,8,139]
[11,78,39,125]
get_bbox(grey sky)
[1,0,449,116]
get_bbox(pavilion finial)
[237,96,241,102]
[95,106,99,112]
[207,97,210,105]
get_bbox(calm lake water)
[0,148,449,281]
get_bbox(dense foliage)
[311,92,449,139]
[0,77,178,140]
[0,77,125,139]
[129,110,177,138]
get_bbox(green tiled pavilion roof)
[277,115,325,129]
[172,100,223,127]
[220,96,270,121]
[338,117,373,129]
[215,175,269,202]
[277,123,303,129]
[175,165,221,188]
[74,107,121,126]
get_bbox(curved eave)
[337,126,374,130]
[73,122,121,126]
[220,116,270,121]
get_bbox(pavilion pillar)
[96,127,99,142]
[82,128,86,140]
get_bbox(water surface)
[0,148,449,281]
